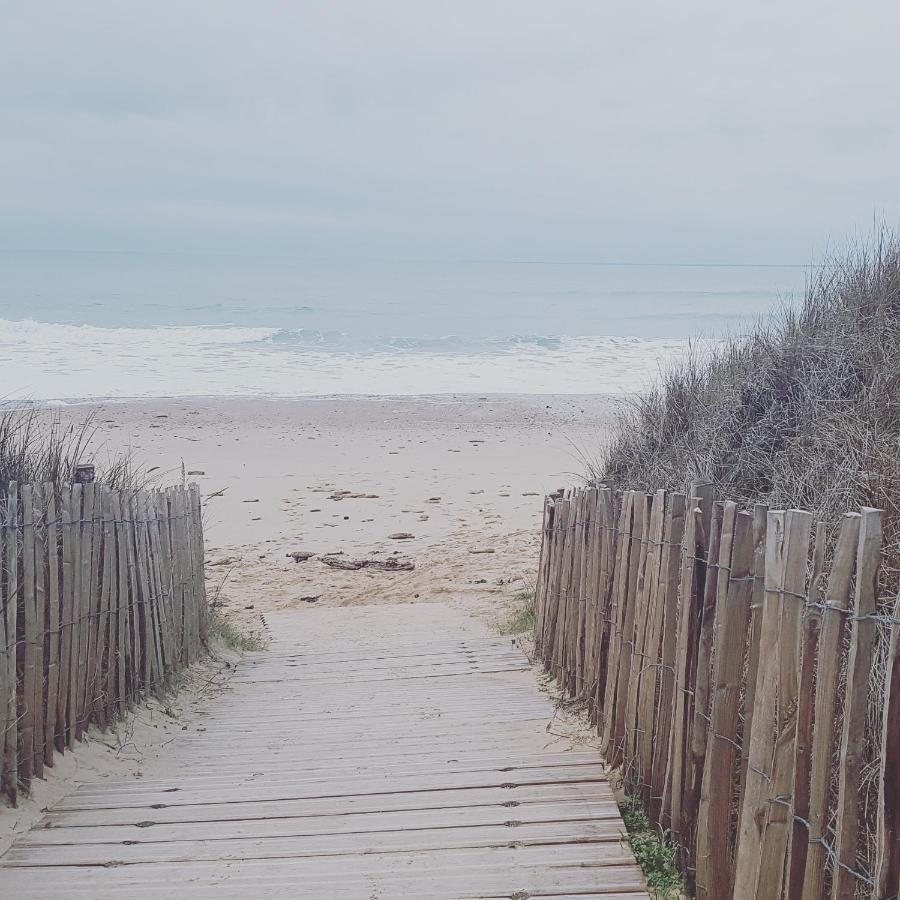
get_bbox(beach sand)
[2,394,614,851]
[55,394,615,637]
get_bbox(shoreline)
[10,390,624,408]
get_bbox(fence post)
[785,520,826,899]
[43,484,60,767]
[633,489,667,800]
[648,492,685,823]
[734,509,808,897]
[592,489,618,727]
[20,484,37,786]
[685,500,729,850]
[876,592,900,897]
[609,492,648,768]
[695,508,753,900]
[832,507,882,900]
[2,482,19,804]
[664,479,714,833]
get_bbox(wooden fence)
[534,484,900,900]
[0,482,207,806]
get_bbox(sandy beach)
[49,394,614,639]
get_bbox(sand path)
[0,603,646,898]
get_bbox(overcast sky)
[1,2,898,263]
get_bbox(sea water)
[0,251,808,401]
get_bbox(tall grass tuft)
[0,406,143,494]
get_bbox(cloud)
[1,1,899,261]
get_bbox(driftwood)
[319,555,415,572]
[286,551,315,563]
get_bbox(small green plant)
[207,607,267,652]
[499,589,535,635]
[619,794,683,899]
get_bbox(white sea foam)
[0,318,701,402]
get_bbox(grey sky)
[2,2,898,262]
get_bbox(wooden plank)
[785,519,826,899]
[31,485,46,779]
[549,498,573,683]
[563,490,584,693]
[592,489,617,726]
[111,491,129,714]
[533,497,552,654]
[177,487,198,664]
[147,492,172,676]
[735,502,768,820]
[623,491,656,776]
[1,482,18,803]
[734,510,786,895]
[734,509,813,899]
[694,510,753,900]
[574,489,593,698]
[755,508,813,900]
[601,491,633,754]
[648,492,685,823]
[663,479,714,832]
[95,487,114,726]
[83,482,104,732]
[539,498,563,669]
[634,489,667,799]
[138,492,164,690]
[57,485,75,752]
[188,484,207,647]
[609,491,647,768]
[123,492,144,697]
[42,484,59,768]
[4,483,19,804]
[0,490,8,801]
[685,499,728,840]
[74,482,94,740]
[19,484,37,785]
[875,591,900,897]
[832,507,881,900]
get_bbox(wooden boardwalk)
[0,604,647,898]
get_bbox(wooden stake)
[832,508,881,900]
[20,484,37,785]
[695,510,754,900]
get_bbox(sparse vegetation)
[207,606,267,652]
[499,589,535,634]
[0,406,144,493]
[618,794,683,899]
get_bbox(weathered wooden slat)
[785,520,826,899]
[74,482,94,740]
[19,484,37,785]
[694,510,753,900]
[832,507,882,900]
[1,483,18,803]
[875,591,900,898]
[31,484,47,778]
[43,485,60,767]
[735,509,813,899]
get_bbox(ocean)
[0,251,808,402]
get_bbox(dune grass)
[499,588,536,635]
[0,406,144,493]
